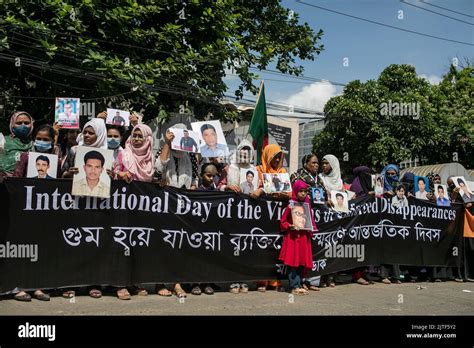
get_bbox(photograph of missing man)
[452,176,474,203]
[106,108,130,127]
[239,168,258,194]
[331,190,349,213]
[290,201,314,231]
[263,173,292,194]
[191,120,229,158]
[311,187,325,204]
[372,174,384,197]
[72,146,113,199]
[414,176,429,200]
[26,152,58,179]
[434,184,450,207]
[169,127,201,153]
[55,97,80,129]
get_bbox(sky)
[224,0,473,114]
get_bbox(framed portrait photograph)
[55,97,80,129]
[106,108,130,127]
[311,187,325,204]
[452,176,474,203]
[263,173,292,194]
[414,176,429,200]
[72,146,113,199]
[372,174,384,197]
[169,127,201,153]
[26,152,58,179]
[191,120,229,158]
[239,168,258,194]
[331,190,349,213]
[434,184,450,207]
[290,201,314,231]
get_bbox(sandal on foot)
[303,283,320,291]
[229,283,240,294]
[239,284,249,293]
[381,278,391,284]
[33,290,50,301]
[257,286,267,292]
[62,290,75,298]
[356,278,370,285]
[191,286,202,295]
[174,286,187,298]
[136,288,148,296]
[14,292,31,302]
[117,288,131,300]
[89,289,102,298]
[291,288,306,296]
[157,288,172,297]
[204,286,214,295]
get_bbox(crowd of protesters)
[0,110,473,301]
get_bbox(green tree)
[0,0,323,129]
[313,64,473,174]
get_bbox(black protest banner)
[0,178,464,293]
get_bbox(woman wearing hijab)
[400,172,415,197]
[122,124,155,183]
[13,124,60,178]
[155,123,200,298]
[349,165,372,198]
[156,123,198,190]
[61,118,108,178]
[251,144,290,200]
[59,118,107,299]
[250,144,289,291]
[378,164,402,284]
[317,154,345,288]
[0,111,34,182]
[380,164,400,195]
[319,154,344,193]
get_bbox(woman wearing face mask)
[13,124,60,178]
[0,111,34,181]
[59,118,107,299]
[105,125,132,183]
[61,118,107,179]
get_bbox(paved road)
[1,281,473,315]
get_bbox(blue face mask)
[107,137,121,149]
[13,125,31,139]
[34,140,52,153]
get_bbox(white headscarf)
[76,118,107,149]
[226,138,255,186]
[319,154,343,191]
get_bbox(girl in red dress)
[279,179,317,295]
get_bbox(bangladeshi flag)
[249,81,268,165]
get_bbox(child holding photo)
[279,179,317,295]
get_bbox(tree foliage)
[0,0,323,129]
[313,64,473,173]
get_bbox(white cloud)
[420,74,442,85]
[284,82,338,112]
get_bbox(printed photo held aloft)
[72,146,113,199]
[191,120,229,158]
[434,184,450,207]
[452,176,474,203]
[331,190,349,213]
[239,168,258,194]
[169,127,201,153]
[55,97,80,129]
[263,173,292,194]
[106,108,130,127]
[414,176,429,200]
[26,152,58,179]
[290,201,314,231]
[372,174,384,197]
[311,187,325,204]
